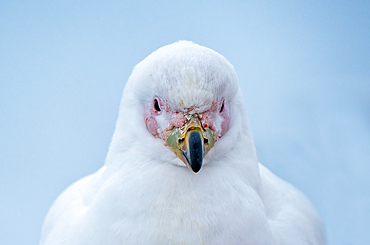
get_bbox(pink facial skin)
[168,111,185,129]
[145,97,230,141]
[200,111,217,132]
[144,96,162,137]
[201,98,230,137]
[145,97,186,139]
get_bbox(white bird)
[40,41,325,245]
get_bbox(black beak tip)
[187,130,204,173]
[190,162,202,173]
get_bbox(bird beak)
[165,115,215,173]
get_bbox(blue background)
[1,1,369,244]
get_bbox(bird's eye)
[219,100,225,113]
[154,98,161,112]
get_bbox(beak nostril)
[178,138,184,144]
[204,138,208,144]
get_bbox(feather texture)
[40,41,325,245]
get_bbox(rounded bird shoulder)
[258,163,326,245]
[40,167,105,245]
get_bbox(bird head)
[108,41,252,174]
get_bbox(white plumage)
[40,41,325,245]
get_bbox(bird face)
[124,41,238,172]
[145,96,230,173]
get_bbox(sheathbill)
[40,41,325,245]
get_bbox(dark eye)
[154,98,161,112]
[219,100,224,113]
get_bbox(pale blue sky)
[1,1,369,244]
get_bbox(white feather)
[40,41,325,245]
